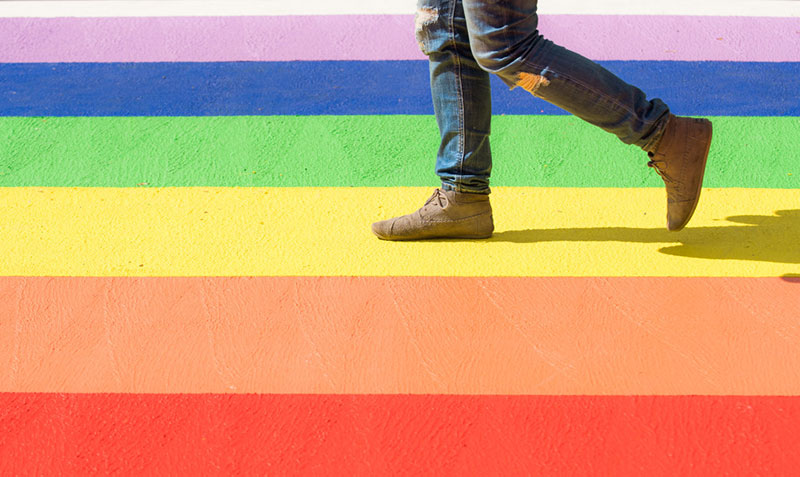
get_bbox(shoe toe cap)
[371,219,392,240]
[666,205,692,231]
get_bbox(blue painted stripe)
[1,61,798,117]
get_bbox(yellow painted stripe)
[2,187,798,277]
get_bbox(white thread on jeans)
[414,7,438,53]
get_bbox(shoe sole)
[669,119,713,232]
[375,232,494,241]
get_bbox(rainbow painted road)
[1,0,799,474]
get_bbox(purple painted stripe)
[1,15,799,63]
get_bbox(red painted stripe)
[1,276,799,395]
[1,394,798,475]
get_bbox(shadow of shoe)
[658,210,800,265]
[489,209,800,266]
[782,274,800,284]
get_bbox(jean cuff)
[640,112,671,153]
[441,181,491,195]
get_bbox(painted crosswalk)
[1,1,799,474]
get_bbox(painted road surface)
[1,0,799,474]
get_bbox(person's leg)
[462,0,712,230]
[462,0,669,151]
[418,0,493,194]
[372,0,495,240]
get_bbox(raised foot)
[647,115,713,231]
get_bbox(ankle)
[446,189,491,204]
[643,113,674,154]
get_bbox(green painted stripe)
[1,116,797,188]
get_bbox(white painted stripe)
[1,0,800,18]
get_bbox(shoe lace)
[647,154,673,183]
[423,189,447,210]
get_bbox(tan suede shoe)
[647,114,713,231]
[372,188,494,240]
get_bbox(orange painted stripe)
[1,394,799,475]
[1,276,798,395]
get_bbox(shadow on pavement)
[488,209,800,266]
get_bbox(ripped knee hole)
[517,72,551,95]
[415,7,439,31]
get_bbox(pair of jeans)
[415,0,670,194]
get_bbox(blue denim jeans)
[415,0,671,194]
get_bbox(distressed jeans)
[415,0,671,194]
